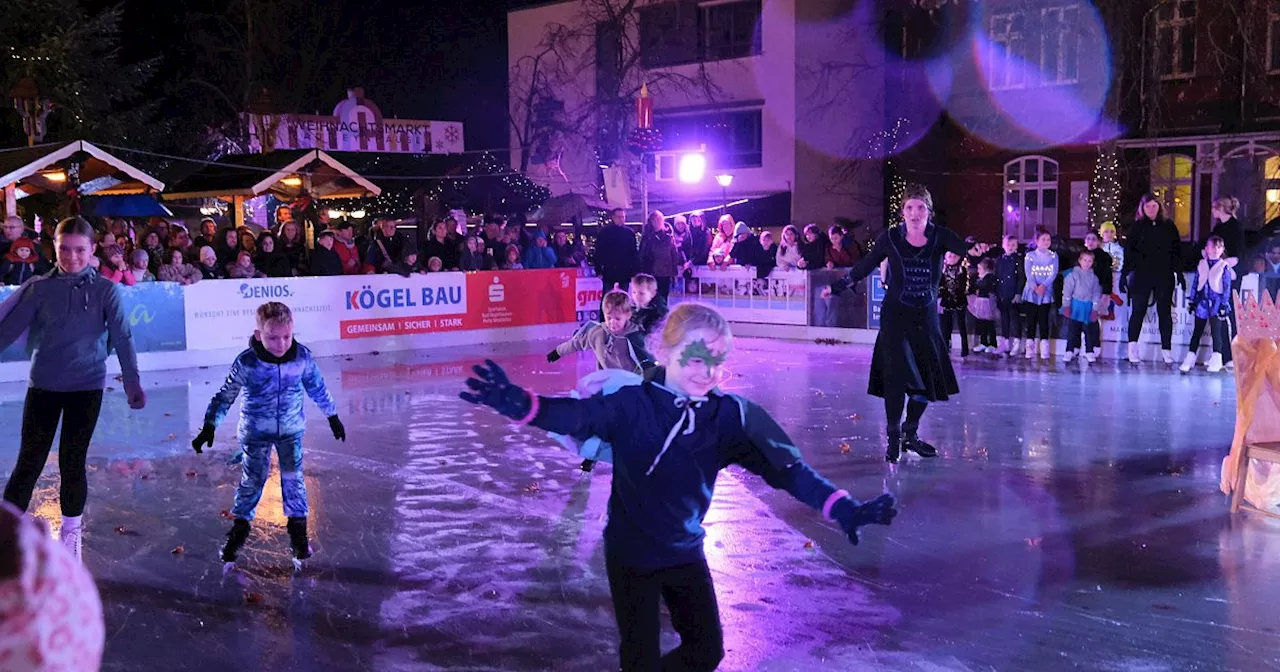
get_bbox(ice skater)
[822,185,990,463]
[0,216,147,561]
[460,303,896,671]
[192,301,346,570]
[1181,235,1236,374]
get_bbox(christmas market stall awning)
[160,149,381,201]
[0,140,165,199]
[81,194,174,218]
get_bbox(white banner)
[184,277,339,350]
[575,276,604,321]
[336,273,467,339]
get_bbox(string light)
[1089,144,1121,228]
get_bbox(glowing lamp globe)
[678,153,707,184]
[715,174,734,188]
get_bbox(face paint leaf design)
[678,338,727,368]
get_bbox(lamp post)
[715,173,733,216]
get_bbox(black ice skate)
[287,517,313,570]
[579,459,597,473]
[901,428,939,458]
[885,431,902,464]
[221,518,251,564]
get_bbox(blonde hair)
[1214,196,1240,216]
[652,303,733,359]
[256,301,294,328]
[602,289,634,314]
[630,273,657,290]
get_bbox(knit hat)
[4,238,36,264]
[733,222,751,239]
[0,502,104,671]
[1099,221,1116,235]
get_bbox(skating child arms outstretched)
[461,303,897,670]
[191,301,347,569]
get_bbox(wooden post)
[233,195,245,229]
[3,184,16,218]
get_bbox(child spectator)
[402,250,423,274]
[995,234,1024,357]
[197,246,226,280]
[969,257,998,353]
[0,238,42,286]
[426,256,444,273]
[309,230,343,276]
[760,231,777,260]
[98,245,136,286]
[130,249,155,282]
[1022,229,1058,360]
[228,250,266,279]
[1098,221,1124,276]
[775,225,804,271]
[1182,235,1236,373]
[158,248,202,285]
[825,226,856,268]
[939,251,969,357]
[1061,249,1103,363]
[523,230,558,269]
[629,273,668,336]
[800,224,828,271]
[502,245,524,270]
[255,232,292,278]
[192,301,345,570]
[460,235,495,271]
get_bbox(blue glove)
[829,493,898,545]
[459,359,535,422]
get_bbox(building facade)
[893,0,1280,243]
[507,0,888,227]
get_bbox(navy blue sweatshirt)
[529,368,841,569]
[995,252,1025,302]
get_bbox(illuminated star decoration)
[678,339,728,368]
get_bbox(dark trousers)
[976,319,997,347]
[1066,319,1100,352]
[997,297,1022,339]
[3,388,104,517]
[1023,303,1053,340]
[606,556,725,672]
[940,309,969,355]
[1126,276,1174,349]
[655,276,672,299]
[1189,315,1234,361]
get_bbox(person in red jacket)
[331,222,364,275]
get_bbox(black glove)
[1176,272,1186,292]
[1118,273,1130,294]
[547,350,561,363]
[192,425,215,454]
[328,416,346,442]
[829,493,897,545]
[459,359,535,421]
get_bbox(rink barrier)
[0,269,581,384]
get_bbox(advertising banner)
[185,277,337,350]
[336,272,467,339]
[575,276,604,322]
[678,268,808,325]
[0,281,187,362]
[461,269,577,331]
[867,270,885,329]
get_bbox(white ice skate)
[1025,340,1036,359]
[974,345,987,353]
[1180,351,1197,373]
[1207,353,1224,373]
[1039,340,1051,360]
[1127,342,1142,364]
[1161,349,1175,365]
[1092,346,1103,361]
[1084,351,1097,363]
[1063,349,1076,363]
[60,516,82,562]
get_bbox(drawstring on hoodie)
[645,394,707,476]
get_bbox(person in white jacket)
[775,225,805,271]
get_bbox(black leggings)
[940,309,968,355]
[655,276,672,299]
[1127,277,1174,349]
[607,556,724,672]
[976,319,997,347]
[997,297,1022,339]
[1188,315,1234,361]
[3,388,104,517]
[1023,303,1053,340]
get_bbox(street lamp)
[715,173,733,215]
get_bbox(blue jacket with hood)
[204,338,338,441]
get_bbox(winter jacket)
[459,248,496,271]
[255,250,293,278]
[204,338,338,441]
[530,366,845,569]
[421,236,460,270]
[1088,247,1114,294]
[1022,249,1059,305]
[594,224,639,281]
[334,239,364,275]
[995,252,1024,302]
[554,321,648,373]
[1122,216,1181,282]
[522,239,558,270]
[639,230,684,278]
[132,268,156,283]
[0,267,139,391]
[158,262,202,284]
[825,245,856,268]
[800,236,829,271]
[309,246,343,276]
[365,231,409,274]
[686,227,711,266]
[972,274,996,298]
[1062,267,1103,310]
[198,263,226,281]
[0,261,37,287]
[632,294,669,335]
[99,264,136,286]
[775,243,804,271]
[1209,217,1245,262]
[279,241,308,275]
[1188,258,1235,319]
[939,263,968,310]
[552,240,586,268]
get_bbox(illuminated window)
[1004,156,1059,240]
[1150,154,1193,238]
[1266,155,1280,223]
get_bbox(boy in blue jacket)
[192,301,346,569]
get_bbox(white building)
[507,0,887,227]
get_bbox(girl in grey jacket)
[1021,230,1059,360]
[1061,250,1104,363]
[0,217,146,561]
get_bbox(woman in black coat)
[420,219,461,270]
[1120,193,1183,364]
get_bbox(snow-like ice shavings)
[703,469,900,669]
